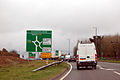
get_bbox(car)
[69,56,76,62]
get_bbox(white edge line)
[60,62,72,80]
[114,71,120,76]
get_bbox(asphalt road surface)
[64,62,120,80]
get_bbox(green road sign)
[55,50,59,56]
[26,30,52,52]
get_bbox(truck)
[76,43,97,70]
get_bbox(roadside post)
[46,58,49,64]
[101,44,103,60]
[99,36,104,60]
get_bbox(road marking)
[60,62,72,80]
[114,71,120,76]
[97,65,105,70]
[105,69,115,71]
[97,65,115,71]
[98,65,120,76]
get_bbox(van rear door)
[77,43,96,62]
[86,45,96,62]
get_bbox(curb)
[60,62,72,80]
[51,62,72,80]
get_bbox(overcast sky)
[0,0,120,55]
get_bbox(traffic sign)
[26,30,52,53]
[41,53,51,58]
[55,50,59,56]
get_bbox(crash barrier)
[32,60,63,72]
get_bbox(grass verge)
[0,60,69,80]
[98,59,120,63]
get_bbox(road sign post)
[29,52,36,59]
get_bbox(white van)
[76,43,97,70]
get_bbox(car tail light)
[77,55,79,62]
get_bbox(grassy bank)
[0,60,69,80]
[98,59,120,63]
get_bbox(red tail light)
[95,54,97,61]
[77,55,79,62]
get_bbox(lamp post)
[93,27,97,50]
[67,39,70,55]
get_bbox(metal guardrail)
[32,60,63,72]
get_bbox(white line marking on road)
[114,71,120,76]
[97,65,115,71]
[105,69,115,71]
[97,65,105,70]
[60,62,72,80]
[98,65,120,76]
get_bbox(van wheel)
[92,65,96,69]
[94,65,96,69]
[77,66,79,70]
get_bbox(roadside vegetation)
[0,60,69,80]
[74,34,120,61]
[98,59,120,63]
[0,48,69,80]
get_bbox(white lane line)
[97,65,105,70]
[98,65,120,76]
[97,65,115,71]
[105,69,115,71]
[114,71,120,76]
[60,62,72,80]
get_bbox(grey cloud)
[0,0,120,54]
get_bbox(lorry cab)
[76,43,97,70]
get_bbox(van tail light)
[95,54,97,62]
[77,55,79,62]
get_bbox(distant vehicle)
[76,43,97,70]
[59,56,65,61]
[69,56,76,62]
[65,55,70,61]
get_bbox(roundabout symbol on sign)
[32,36,42,52]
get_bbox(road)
[64,62,120,80]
